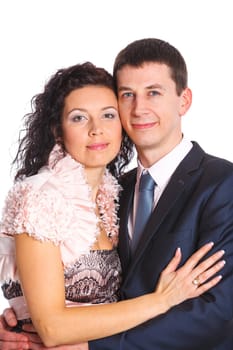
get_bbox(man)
[1,38,233,349]
[89,38,233,349]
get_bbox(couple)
[1,38,233,350]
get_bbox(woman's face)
[61,86,122,171]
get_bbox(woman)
[0,62,224,348]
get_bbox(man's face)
[116,62,191,166]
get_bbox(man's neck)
[137,139,183,168]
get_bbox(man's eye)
[149,90,160,96]
[122,92,133,98]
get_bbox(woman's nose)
[89,121,103,136]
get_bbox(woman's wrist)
[144,292,170,320]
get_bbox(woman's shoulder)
[0,168,71,243]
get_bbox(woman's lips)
[87,143,109,150]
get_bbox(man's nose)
[132,96,149,116]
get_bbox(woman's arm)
[0,309,88,350]
[15,234,224,347]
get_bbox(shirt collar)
[137,138,193,189]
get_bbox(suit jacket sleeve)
[90,155,233,350]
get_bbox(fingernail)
[219,250,225,256]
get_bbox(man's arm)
[89,296,233,350]
[89,259,232,349]
[90,171,233,350]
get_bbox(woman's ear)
[51,125,62,143]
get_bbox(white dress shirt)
[128,138,193,239]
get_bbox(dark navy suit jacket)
[90,142,233,349]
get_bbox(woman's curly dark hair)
[13,62,134,180]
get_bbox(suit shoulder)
[202,153,233,176]
[194,154,233,193]
[190,142,233,177]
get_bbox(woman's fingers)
[177,246,225,295]
[191,258,225,286]
[192,274,223,297]
[163,242,224,278]
[181,242,215,271]
[190,250,225,278]
[156,242,226,307]
[162,247,182,274]
[198,275,223,293]
[182,257,225,300]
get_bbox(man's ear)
[179,87,192,116]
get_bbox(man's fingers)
[0,340,29,350]
[0,311,30,349]
[22,323,37,333]
[3,308,18,327]
[24,331,43,344]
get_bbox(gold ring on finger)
[192,277,200,287]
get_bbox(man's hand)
[0,308,89,350]
[0,308,29,350]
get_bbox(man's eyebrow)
[146,84,165,90]
[118,86,133,92]
[118,84,165,91]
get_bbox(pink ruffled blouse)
[0,145,122,321]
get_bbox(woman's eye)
[103,113,115,119]
[71,115,86,122]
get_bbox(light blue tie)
[131,172,155,254]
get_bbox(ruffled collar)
[47,144,121,245]
[0,144,122,275]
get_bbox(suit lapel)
[131,170,189,265]
[118,169,137,273]
[123,142,206,283]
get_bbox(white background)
[0,0,232,312]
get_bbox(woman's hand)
[155,242,225,310]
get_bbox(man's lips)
[132,121,157,129]
[87,143,109,150]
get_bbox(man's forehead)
[116,63,171,90]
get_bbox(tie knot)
[139,172,155,191]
